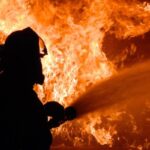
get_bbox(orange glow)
[0,0,150,149]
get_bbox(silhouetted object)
[44,101,76,129]
[64,106,76,121]
[0,27,51,150]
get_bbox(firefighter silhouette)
[0,27,76,150]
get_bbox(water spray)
[71,61,150,118]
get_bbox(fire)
[0,0,150,149]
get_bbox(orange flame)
[0,0,150,149]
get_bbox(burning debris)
[0,0,150,149]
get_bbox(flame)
[0,0,150,149]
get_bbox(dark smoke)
[102,31,150,69]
